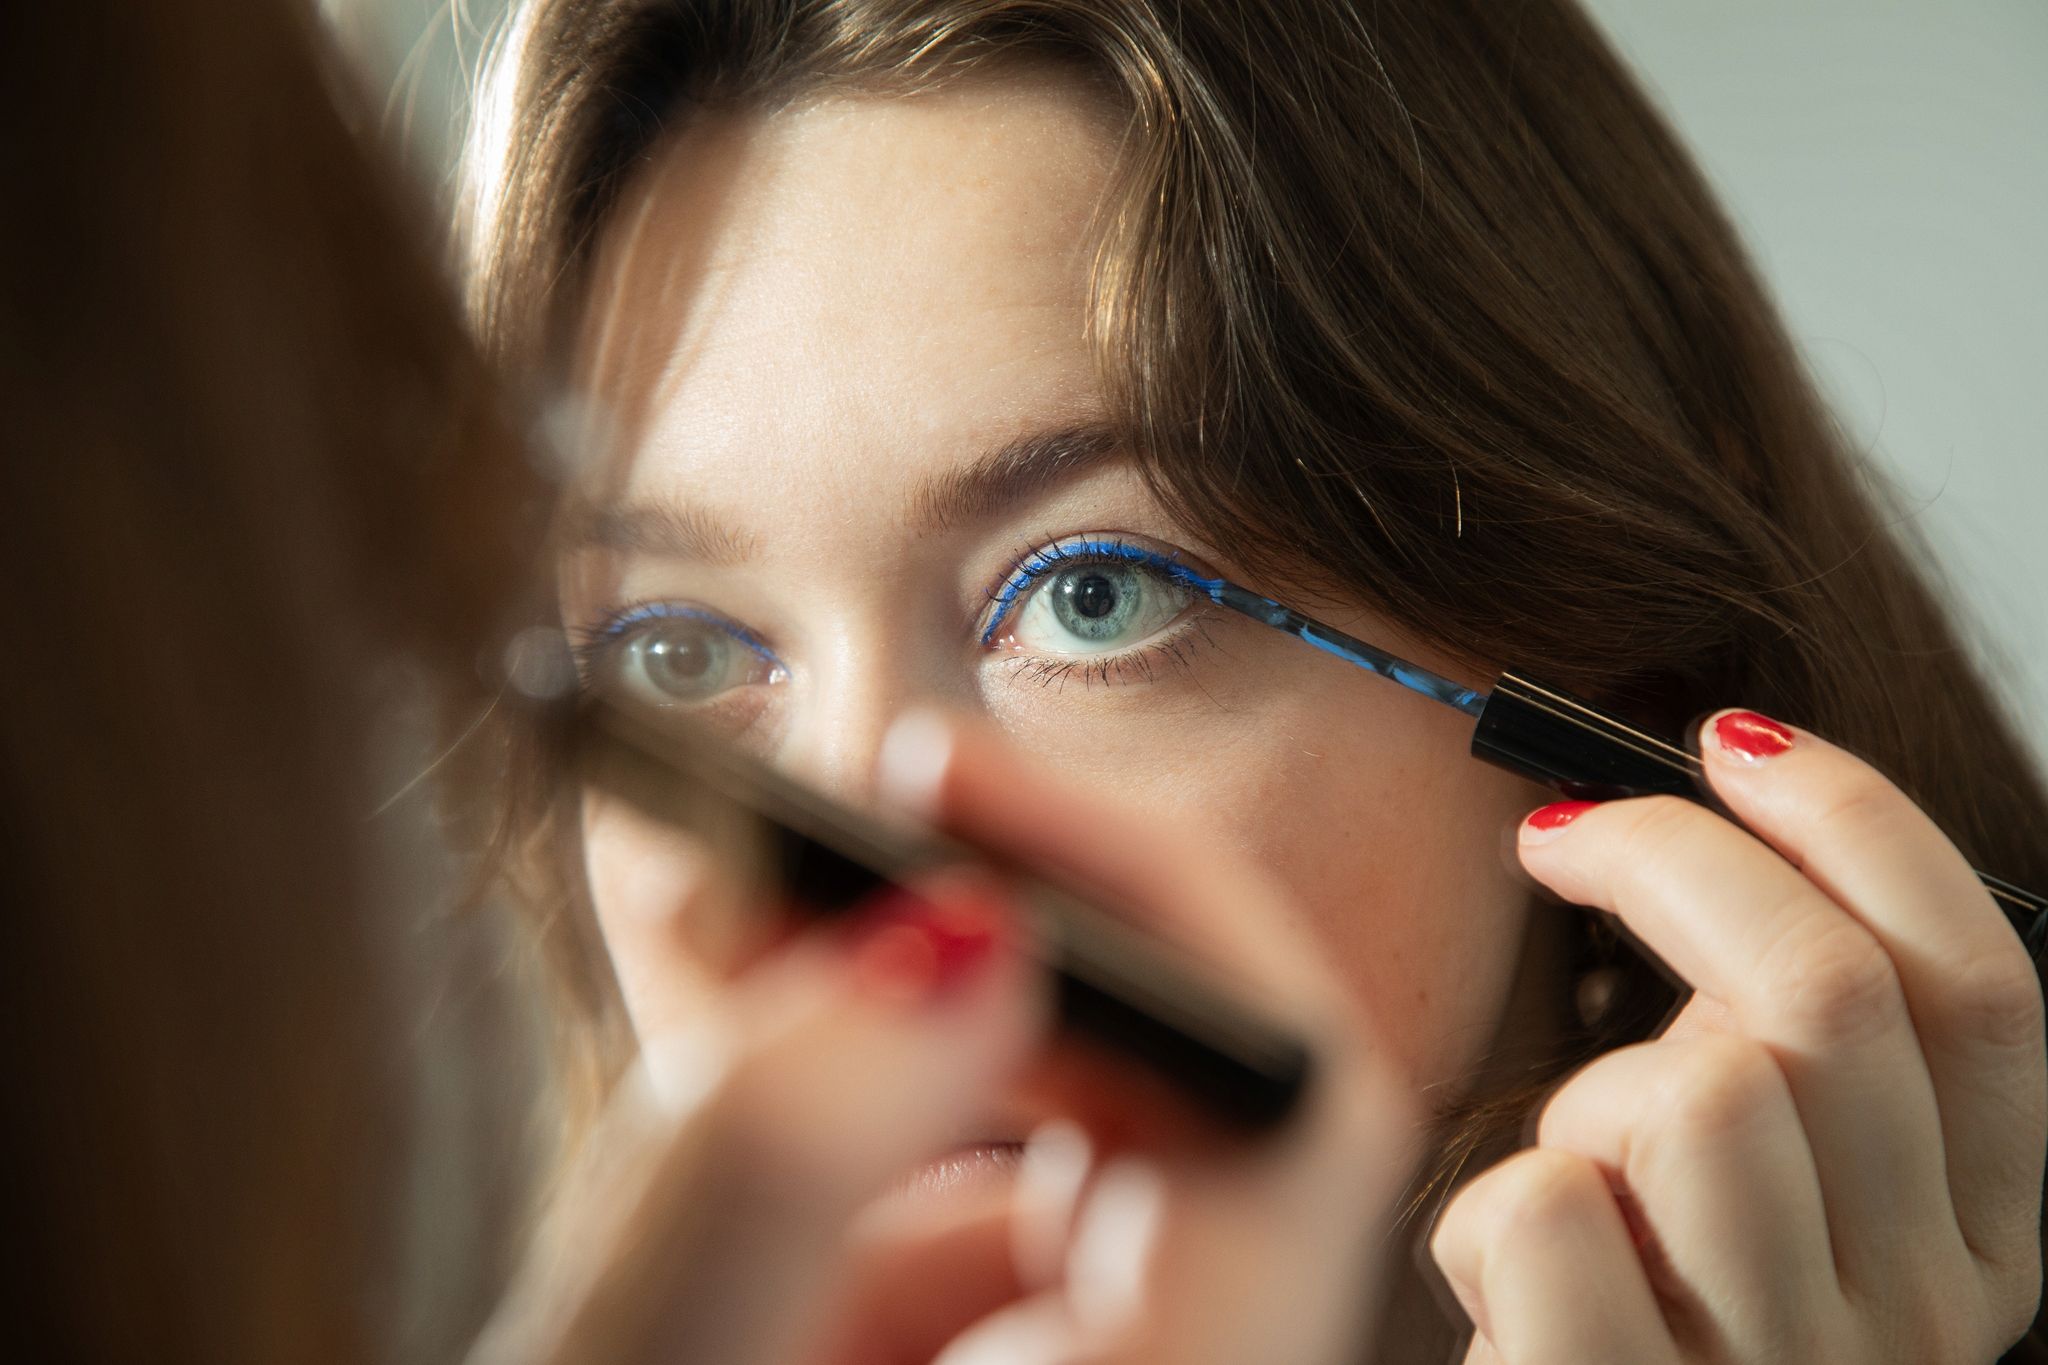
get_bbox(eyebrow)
[562,420,1124,563]
[907,421,1122,536]
[558,498,759,566]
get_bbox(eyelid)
[979,535,1216,645]
[578,601,787,674]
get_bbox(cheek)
[581,793,777,1040]
[1260,767,1535,1092]
[1016,692,1541,1094]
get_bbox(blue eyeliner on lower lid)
[602,603,787,670]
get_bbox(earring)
[1570,905,1629,1034]
[1574,964,1624,1031]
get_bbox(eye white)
[611,618,776,705]
[1008,563,1190,656]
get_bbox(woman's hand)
[472,712,1419,1365]
[1431,708,2047,1364]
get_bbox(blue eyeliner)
[600,602,788,678]
[980,538,1190,644]
[984,538,1488,717]
[1196,582,1489,717]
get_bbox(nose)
[773,630,964,813]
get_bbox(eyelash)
[571,535,1217,696]
[979,535,1200,641]
[568,601,786,678]
[981,534,1218,688]
[999,614,1222,692]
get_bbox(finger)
[818,1120,1096,1365]
[937,1153,1367,1365]
[1659,990,1737,1043]
[1431,1148,1680,1365]
[1697,708,2047,1276]
[931,1295,1086,1365]
[473,885,1046,1365]
[1518,793,1950,1290]
[932,1157,1168,1365]
[1537,1035,1846,1355]
[1459,1334,1508,1365]
[812,1187,1027,1365]
[1011,1120,1095,1291]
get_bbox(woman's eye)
[1004,562,1193,655]
[594,611,783,706]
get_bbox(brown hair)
[1,0,538,1359]
[462,0,2048,1335]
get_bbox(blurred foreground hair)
[0,2,537,1360]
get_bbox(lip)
[895,1139,1026,1201]
[826,1144,1034,1365]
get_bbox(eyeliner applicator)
[1183,574,2048,958]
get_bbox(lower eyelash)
[998,613,1220,692]
[564,629,615,681]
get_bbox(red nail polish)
[1710,709,1794,763]
[1524,800,1598,836]
[842,883,1007,1005]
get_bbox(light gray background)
[332,0,2048,769]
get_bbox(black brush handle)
[1029,883,1314,1130]
[1472,671,2048,958]
[579,701,1314,1130]
[1471,672,1702,800]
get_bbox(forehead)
[574,71,1124,516]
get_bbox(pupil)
[647,632,715,687]
[1067,573,1119,620]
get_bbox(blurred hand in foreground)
[470,711,1420,1365]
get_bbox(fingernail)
[1521,799,1598,844]
[1066,1158,1165,1336]
[877,709,953,817]
[842,882,1007,1006]
[1012,1119,1094,1290]
[1705,708,1795,763]
[930,1300,1076,1365]
[637,1018,734,1117]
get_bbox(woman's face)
[564,71,1553,1131]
